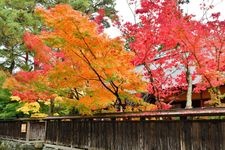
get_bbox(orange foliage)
[5,4,155,114]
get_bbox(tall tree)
[123,0,225,108]
[191,13,225,106]
[123,0,193,105]
[5,5,156,115]
[0,0,39,73]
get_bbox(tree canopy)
[123,0,225,107]
[4,4,156,115]
[0,0,117,73]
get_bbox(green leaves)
[0,70,23,119]
[70,0,91,13]
[0,101,23,119]
[0,0,41,73]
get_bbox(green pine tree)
[0,0,117,73]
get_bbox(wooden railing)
[0,119,45,141]
[1,107,225,149]
[45,119,225,150]
[0,121,26,140]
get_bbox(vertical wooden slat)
[87,119,91,148]
[26,121,30,141]
[70,119,74,148]
[221,121,225,149]
[72,120,79,148]
[56,119,60,145]
[111,119,116,150]
[45,121,48,142]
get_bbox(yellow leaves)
[17,102,40,115]
[31,113,48,118]
[55,96,63,101]
[44,100,51,106]
[145,104,158,111]
[124,106,133,112]
[54,96,78,110]
[10,98,48,118]
[37,99,51,105]
[10,96,21,101]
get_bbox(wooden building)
[167,85,225,108]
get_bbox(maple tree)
[123,0,192,108]
[122,0,225,108]
[4,4,156,115]
[191,12,225,106]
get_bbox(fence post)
[70,119,73,148]
[26,121,30,141]
[56,119,60,145]
[44,120,48,142]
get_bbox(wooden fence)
[0,120,45,141]
[45,119,225,150]
[0,121,26,140]
[1,108,225,149]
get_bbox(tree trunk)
[9,60,15,74]
[185,68,192,109]
[49,99,54,116]
[114,94,125,112]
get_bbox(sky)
[181,0,225,20]
[115,0,225,22]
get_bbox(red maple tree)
[123,0,225,108]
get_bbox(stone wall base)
[0,138,82,150]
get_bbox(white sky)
[181,0,225,20]
[115,0,138,23]
[115,0,225,22]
